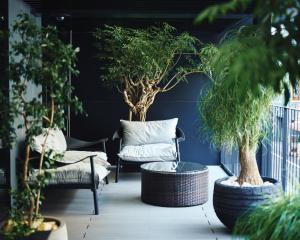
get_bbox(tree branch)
[162,70,202,92]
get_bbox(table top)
[141,161,207,174]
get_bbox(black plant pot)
[213,176,282,230]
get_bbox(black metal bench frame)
[33,136,109,215]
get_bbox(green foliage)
[94,23,201,89]
[234,193,300,240]
[1,13,82,147]
[0,13,82,238]
[195,0,250,23]
[198,28,274,150]
[195,0,300,103]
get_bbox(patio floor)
[0,166,232,240]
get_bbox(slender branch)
[127,76,140,87]
[156,51,177,84]
[42,115,51,123]
[116,86,122,94]
[21,112,35,227]
[123,87,136,110]
[162,70,202,92]
[162,72,182,91]
[162,78,182,92]
[35,97,55,215]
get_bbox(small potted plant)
[94,23,201,121]
[0,13,82,240]
[198,28,282,230]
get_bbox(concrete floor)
[0,166,232,240]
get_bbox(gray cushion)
[120,118,178,146]
[0,168,6,185]
[31,163,109,185]
[118,143,177,162]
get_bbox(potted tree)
[196,0,300,231]
[0,13,82,240]
[198,28,282,230]
[94,23,201,121]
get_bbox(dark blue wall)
[68,26,219,166]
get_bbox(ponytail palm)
[199,28,274,185]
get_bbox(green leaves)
[1,13,83,147]
[194,0,250,24]
[234,194,300,240]
[198,27,275,150]
[195,0,300,103]
[94,23,201,89]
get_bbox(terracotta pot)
[1,216,68,240]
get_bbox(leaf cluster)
[1,13,82,147]
[195,0,300,103]
[234,193,300,240]
[94,23,201,89]
[198,28,274,150]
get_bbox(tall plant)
[94,23,201,121]
[199,28,274,185]
[0,13,82,238]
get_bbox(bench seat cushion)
[118,143,177,162]
[31,163,109,185]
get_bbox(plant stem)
[23,144,35,227]
[35,97,55,215]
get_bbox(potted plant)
[198,28,282,230]
[0,13,82,240]
[234,193,300,239]
[94,23,201,121]
[196,0,300,231]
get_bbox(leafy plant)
[0,13,82,239]
[195,0,300,103]
[234,193,300,240]
[198,28,275,185]
[94,23,201,121]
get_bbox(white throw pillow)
[120,118,178,146]
[118,143,177,162]
[31,128,67,155]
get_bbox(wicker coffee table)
[141,162,208,207]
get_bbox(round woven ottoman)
[141,162,209,207]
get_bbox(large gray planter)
[213,176,282,230]
[1,216,68,240]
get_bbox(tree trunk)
[131,107,147,121]
[128,110,132,121]
[238,144,263,185]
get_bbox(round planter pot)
[213,176,282,230]
[1,216,68,240]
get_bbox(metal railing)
[221,105,300,194]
